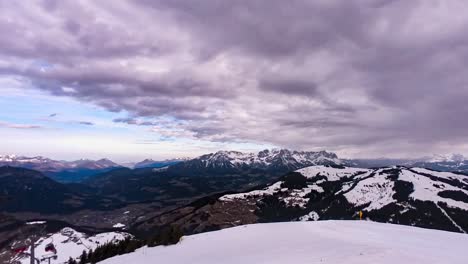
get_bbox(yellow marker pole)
[359,211,363,220]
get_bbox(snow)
[282,186,317,208]
[399,169,468,210]
[412,167,467,181]
[14,228,130,264]
[297,166,369,181]
[220,181,321,208]
[197,149,341,169]
[0,155,118,171]
[436,204,466,234]
[344,175,396,211]
[113,223,125,228]
[223,165,468,216]
[26,221,47,225]
[99,221,468,264]
[220,182,283,201]
[298,211,319,221]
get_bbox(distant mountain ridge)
[346,153,468,173]
[171,149,340,172]
[0,155,121,183]
[0,155,120,171]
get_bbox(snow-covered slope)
[99,221,468,264]
[12,227,130,264]
[218,165,468,233]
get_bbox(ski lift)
[45,243,57,254]
[11,246,28,255]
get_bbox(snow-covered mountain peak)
[192,149,341,170]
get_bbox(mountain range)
[0,155,119,171]
[0,155,121,183]
[133,164,468,237]
[345,153,468,173]
[170,149,340,172]
[3,151,468,183]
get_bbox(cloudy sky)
[1,0,468,161]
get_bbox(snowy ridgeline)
[13,227,130,264]
[98,221,468,264]
[221,165,468,212]
[194,149,340,168]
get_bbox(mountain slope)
[0,167,122,214]
[220,165,468,233]
[100,221,468,264]
[12,227,130,264]
[134,165,468,236]
[134,159,185,169]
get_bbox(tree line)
[68,225,183,264]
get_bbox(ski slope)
[14,228,130,264]
[99,221,468,264]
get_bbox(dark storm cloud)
[2,0,468,157]
[134,0,372,58]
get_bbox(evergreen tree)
[79,250,87,264]
[148,225,184,247]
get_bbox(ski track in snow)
[436,204,466,233]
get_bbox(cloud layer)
[1,0,468,157]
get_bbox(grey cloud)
[259,79,319,96]
[1,0,468,157]
[113,118,157,126]
[113,118,138,125]
[78,121,94,126]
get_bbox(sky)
[1,0,468,162]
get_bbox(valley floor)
[100,220,468,264]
